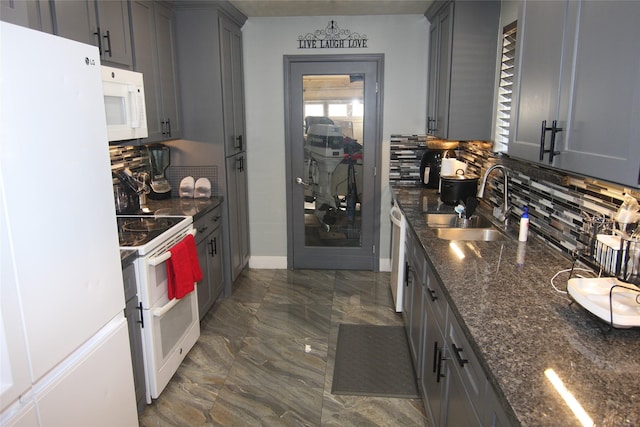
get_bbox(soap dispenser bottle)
[518,206,530,242]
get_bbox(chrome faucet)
[477,164,511,223]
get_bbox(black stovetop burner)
[117,216,184,247]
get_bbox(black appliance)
[420,148,457,188]
[440,173,479,205]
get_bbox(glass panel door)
[286,57,381,270]
[302,74,364,247]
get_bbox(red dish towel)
[166,234,203,300]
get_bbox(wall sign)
[298,20,368,49]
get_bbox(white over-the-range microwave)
[101,65,148,142]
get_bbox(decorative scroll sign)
[298,20,368,49]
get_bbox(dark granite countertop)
[144,196,223,220]
[392,186,639,427]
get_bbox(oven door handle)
[147,228,197,266]
[151,297,180,317]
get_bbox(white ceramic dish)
[194,177,211,199]
[567,277,640,328]
[179,176,195,198]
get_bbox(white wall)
[243,15,429,269]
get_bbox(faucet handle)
[493,204,512,223]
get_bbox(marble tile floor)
[139,269,429,427]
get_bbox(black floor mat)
[331,324,419,398]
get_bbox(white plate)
[567,277,640,328]
[194,177,211,199]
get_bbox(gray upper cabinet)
[0,0,54,33]
[558,2,640,187]
[510,0,640,188]
[53,0,133,67]
[425,0,500,141]
[508,1,567,163]
[131,0,181,142]
[219,14,246,156]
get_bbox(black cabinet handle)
[432,341,439,373]
[213,237,217,255]
[137,302,144,328]
[427,116,436,133]
[427,287,438,301]
[94,27,103,55]
[103,30,112,57]
[539,120,563,163]
[548,120,563,163]
[539,120,547,161]
[160,119,172,137]
[451,342,469,367]
[236,135,243,151]
[436,348,446,382]
[404,262,410,287]
[208,239,214,256]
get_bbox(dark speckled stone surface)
[145,196,223,220]
[393,186,640,427]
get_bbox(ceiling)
[227,0,433,17]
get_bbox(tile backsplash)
[390,136,640,262]
[109,145,219,197]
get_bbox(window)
[494,21,517,151]
[305,103,325,117]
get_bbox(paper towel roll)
[441,159,467,176]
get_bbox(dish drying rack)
[578,213,640,284]
[570,213,640,328]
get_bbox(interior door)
[284,55,382,270]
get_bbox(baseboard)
[379,258,392,272]
[248,256,288,269]
[248,256,392,271]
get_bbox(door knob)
[295,177,309,186]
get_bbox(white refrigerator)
[0,22,138,426]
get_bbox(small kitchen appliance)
[440,172,479,205]
[101,65,148,142]
[419,140,458,188]
[146,144,172,199]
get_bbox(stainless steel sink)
[434,228,504,241]
[424,213,494,229]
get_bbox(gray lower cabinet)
[425,0,500,141]
[510,0,640,187]
[404,230,514,427]
[443,309,485,426]
[226,153,250,282]
[403,228,423,365]
[194,205,224,319]
[483,385,512,427]
[131,0,182,142]
[52,0,133,68]
[122,262,146,414]
[420,262,447,427]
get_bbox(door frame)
[283,54,384,271]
